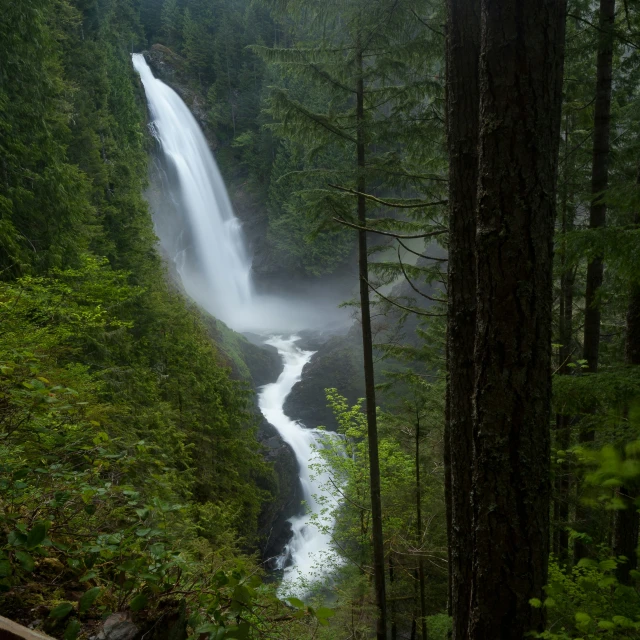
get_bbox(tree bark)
[575,0,616,562]
[613,209,640,585]
[444,0,480,636]
[554,125,575,563]
[468,0,567,637]
[582,0,615,377]
[415,412,428,640]
[389,554,397,640]
[355,38,387,640]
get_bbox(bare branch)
[365,277,446,317]
[334,216,448,239]
[397,238,447,262]
[329,183,447,209]
[397,246,446,303]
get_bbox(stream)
[132,53,340,595]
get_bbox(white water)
[259,336,340,594]
[133,54,340,594]
[132,54,253,323]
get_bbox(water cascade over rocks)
[133,53,340,594]
[259,337,341,593]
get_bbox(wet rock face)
[237,334,281,388]
[256,418,302,563]
[283,329,364,432]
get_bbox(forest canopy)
[1,0,640,639]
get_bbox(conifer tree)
[444,0,479,635]
[464,0,567,636]
[255,0,445,635]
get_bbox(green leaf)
[232,585,252,606]
[598,621,616,630]
[26,522,47,549]
[8,530,27,547]
[575,611,591,629]
[314,606,335,626]
[195,624,219,634]
[225,623,250,639]
[14,550,35,572]
[196,625,226,639]
[577,557,597,568]
[135,528,151,537]
[64,620,81,640]
[49,603,74,619]
[598,558,617,571]
[129,593,148,612]
[0,559,12,578]
[529,598,542,609]
[286,597,305,609]
[78,587,102,613]
[79,571,97,582]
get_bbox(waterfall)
[133,54,340,595]
[132,54,253,326]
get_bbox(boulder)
[95,613,138,640]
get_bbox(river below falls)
[259,336,340,596]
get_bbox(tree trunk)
[613,209,640,585]
[582,0,616,377]
[355,38,387,640]
[443,384,452,615]
[444,0,480,635]
[554,124,574,563]
[389,554,397,640]
[468,0,566,636]
[575,0,616,562]
[415,412,428,640]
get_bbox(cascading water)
[258,337,340,594]
[133,54,340,595]
[132,54,253,325]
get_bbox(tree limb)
[365,277,446,317]
[334,216,448,239]
[329,183,447,209]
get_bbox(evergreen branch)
[397,246,446,303]
[252,45,355,93]
[397,238,447,263]
[250,45,351,63]
[367,166,448,182]
[270,90,357,143]
[334,217,448,239]
[361,0,401,52]
[365,278,445,317]
[566,13,639,50]
[328,183,447,209]
[308,63,356,94]
[410,9,445,37]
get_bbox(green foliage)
[534,560,640,638]
[0,0,93,273]
[0,0,290,631]
[301,387,447,635]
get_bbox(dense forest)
[2,0,640,638]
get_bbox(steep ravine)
[153,251,303,560]
[135,52,352,577]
